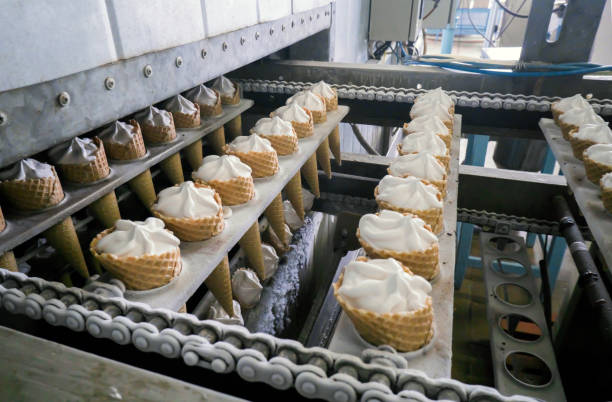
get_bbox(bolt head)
[255,32,260,40]
[309,15,313,21]
[104,77,115,90]
[291,21,295,28]
[270,27,274,35]
[222,42,228,51]
[301,18,305,24]
[240,36,246,45]
[282,25,286,31]
[201,49,207,58]
[0,111,7,126]
[317,13,320,19]
[58,91,71,106]
[175,56,183,68]
[143,65,153,77]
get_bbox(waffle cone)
[0,204,5,232]
[402,124,451,149]
[569,133,598,161]
[224,147,279,178]
[239,222,266,280]
[322,90,338,111]
[374,186,444,234]
[141,115,177,144]
[329,125,342,165]
[255,132,299,156]
[44,217,89,278]
[601,185,612,214]
[172,104,201,128]
[205,255,234,315]
[357,228,439,280]
[152,188,224,242]
[89,191,121,228]
[285,173,305,220]
[397,146,450,172]
[194,176,254,206]
[208,127,226,155]
[90,228,181,290]
[263,225,290,256]
[333,261,434,352]
[178,304,187,313]
[199,89,223,117]
[184,140,203,171]
[387,168,447,198]
[225,115,242,141]
[0,251,18,272]
[551,103,563,125]
[104,120,147,160]
[220,82,240,105]
[559,121,577,141]
[128,169,156,209]
[317,138,332,179]
[271,109,315,139]
[310,109,327,124]
[0,168,64,211]
[58,137,110,183]
[302,154,320,197]
[584,154,612,184]
[160,153,185,184]
[264,193,286,244]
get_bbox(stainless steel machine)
[1,1,611,401]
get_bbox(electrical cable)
[496,0,528,42]
[463,0,495,46]
[423,0,440,20]
[494,0,528,18]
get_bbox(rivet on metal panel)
[201,49,207,59]
[270,27,274,35]
[0,111,7,126]
[291,21,295,28]
[240,37,246,46]
[175,57,183,68]
[57,92,71,107]
[301,18,305,24]
[143,65,153,78]
[317,13,320,19]
[255,32,260,40]
[309,15,313,21]
[222,42,228,51]
[282,25,286,31]
[104,78,115,91]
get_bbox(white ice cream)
[271,103,311,123]
[602,172,612,189]
[0,158,55,181]
[262,243,280,279]
[309,81,335,99]
[410,101,452,121]
[212,76,236,98]
[153,181,220,219]
[389,152,446,181]
[188,85,218,107]
[137,106,173,127]
[48,137,99,165]
[559,107,605,127]
[251,116,296,137]
[571,123,612,143]
[377,175,442,210]
[99,121,137,145]
[193,154,252,182]
[283,200,304,231]
[405,115,450,135]
[554,94,591,113]
[585,143,612,166]
[415,87,453,109]
[227,135,275,153]
[286,91,325,112]
[232,268,263,308]
[359,210,438,252]
[338,258,431,314]
[165,95,198,115]
[208,299,244,326]
[95,217,180,257]
[401,131,448,156]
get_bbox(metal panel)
[107,0,205,60]
[0,0,117,92]
[0,5,332,168]
[293,0,332,13]
[258,0,293,22]
[203,0,259,37]
[368,0,422,42]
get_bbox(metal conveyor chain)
[236,79,612,115]
[0,269,535,402]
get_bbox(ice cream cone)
[207,127,226,155]
[219,82,241,105]
[128,169,156,209]
[0,167,64,211]
[285,173,305,220]
[329,125,342,165]
[559,121,577,141]
[224,147,279,178]
[196,176,254,206]
[257,134,299,156]
[316,138,332,179]
[301,154,320,197]
[172,104,201,128]
[0,204,5,232]
[238,222,266,280]
[178,304,187,314]
[274,109,314,139]
[568,133,596,161]
[0,251,18,272]
[59,137,110,184]
[200,89,223,117]
[184,140,203,171]
[204,255,234,316]
[374,187,444,235]
[602,185,612,214]
[104,120,147,161]
[44,217,89,278]
[264,193,286,244]
[584,154,612,184]
[225,115,242,141]
[160,153,184,184]
[89,191,121,229]
[141,115,177,144]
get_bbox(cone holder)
[225,115,242,141]
[329,125,342,165]
[208,126,226,155]
[285,172,305,221]
[204,255,234,316]
[128,169,157,209]
[43,217,89,278]
[317,137,332,179]
[89,191,121,229]
[160,153,185,184]
[238,222,266,280]
[184,140,203,171]
[301,154,320,197]
[264,193,286,244]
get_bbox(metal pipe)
[553,195,612,349]
[349,124,380,156]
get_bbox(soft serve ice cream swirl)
[271,103,311,123]
[585,144,612,166]
[193,155,252,182]
[0,158,55,180]
[153,181,220,219]
[99,121,137,145]
[188,85,218,106]
[602,172,612,189]
[555,94,591,113]
[359,210,438,252]
[377,175,442,210]
[401,131,448,156]
[309,81,335,98]
[165,95,198,114]
[389,152,446,181]
[571,123,612,142]
[559,107,604,127]
[405,115,450,135]
[416,87,453,108]
[231,268,263,308]
[212,76,236,97]
[286,91,325,111]
[252,116,296,137]
[95,217,180,257]
[410,100,452,121]
[227,135,275,153]
[137,106,173,127]
[49,137,99,164]
[338,258,431,313]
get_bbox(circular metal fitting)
[57,91,71,106]
[175,56,183,68]
[0,111,7,126]
[255,32,260,40]
[143,65,153,78]
[222,42,228,51]
[270,27,274,35]
[240,36,246,45]
[281,24,286,31]
[201,49,207,58]
[104,77,115,90]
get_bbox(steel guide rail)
[539,118,612,269]
[236,79,612,115]
[0,100,253,256]
[326,115,460,379]
[127,106,349,310]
